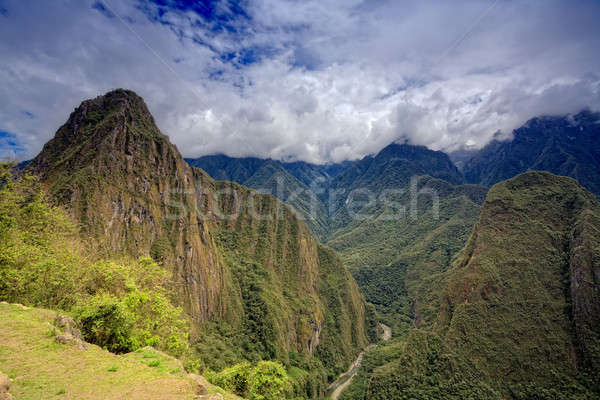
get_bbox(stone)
[0,372,10,391]
[188,374,208,395]
[54,314,75,329]
[196,395,222,400]
[55,333,75,344]
[55,333,88,350]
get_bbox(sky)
[1,0,600,163]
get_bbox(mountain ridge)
[23,89,372,396]
[462,110,600,197]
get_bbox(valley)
[1,90,599,399]
[3,1,600,399]
[328,323,391,400]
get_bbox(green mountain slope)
[463,110,600,197]
[365,172,600,399]
[0,302,240,400]
[186,155,338,238]
[188,142,488,336]
[22,89,371,397]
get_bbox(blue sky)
[1,0,600,163]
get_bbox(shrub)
[73,293,135,353]
[248,361,292,400]
[0,167,189,358]
[207,361,291,400]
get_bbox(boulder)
[54,314,84,340]
[188,374,208,395]
[0,372,12,400]
[55,333,88,350]
[55,333,74,344]
[54,314,75,328]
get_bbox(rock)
[55,314,84,340]
[75,339,88,350]
[188,374,208,395]
[0,372,12,400]
[54,314,75,328]
[55,333,75,344]
[0,372,10,391]
[55,333,88,350]
[66,326,84,341]
[0,301,8,305]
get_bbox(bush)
[206,362,252,396]
[73,293,135,353]
[207,361,291,400]
[248,361,292,400]
[0,166,189,357]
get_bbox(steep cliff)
[26,89,370,382]
[439,172,600,381]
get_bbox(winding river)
[327,323,392,400]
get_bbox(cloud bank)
[1,0,599,163]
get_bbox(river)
[327,323,391,400]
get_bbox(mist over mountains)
[2,89,600,399]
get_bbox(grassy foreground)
[0,302,240,400]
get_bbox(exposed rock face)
[28,90,226,322]
[26,89,369,369]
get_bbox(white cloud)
[1,0,599,163]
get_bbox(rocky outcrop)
[26,89,369,370]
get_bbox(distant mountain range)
[462,110,600,197]
[188,143,488,334]
[187,109,600,397]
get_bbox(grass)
[0,302,242,400]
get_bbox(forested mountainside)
[356,172,600,399]
[192,134,600,399]
[186,155,349,239]
[11,89,373,399]
[462,110,600,197]
[190,143,488,333]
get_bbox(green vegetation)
[207,361,292,400]
[191,185,371,397]
[328,178,486,333]
[12,89,372,399]
[363,172,600,399]
[0,163,189,358]
[0,302,202,400]
[188,143,487,338]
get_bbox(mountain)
[189,142,488,335]
[463,110,600,196]
[185,155,348,238]
[365,172,600,399]
[323,144,486,332]
[24,89,372,395]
